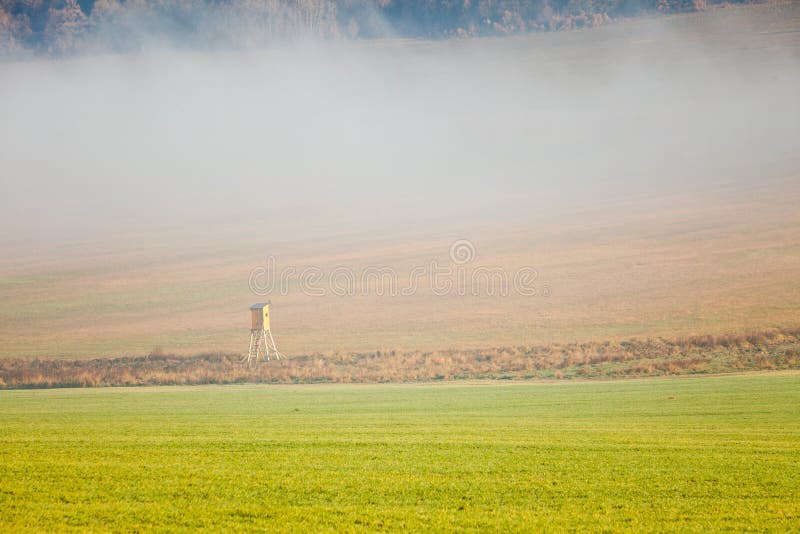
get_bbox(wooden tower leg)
[246,330,254,364]
[267,329,282,360]
[246,326,282,364]
[247,329,262,365]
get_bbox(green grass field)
[1,373,798,531]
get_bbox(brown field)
[1,176,799,360]
[1,2,799,361]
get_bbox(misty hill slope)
[2,182,799,359]
[1,2,798,358]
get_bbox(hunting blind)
[246,302,282,364]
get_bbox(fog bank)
[1,8,799,247]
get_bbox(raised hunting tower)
[247,302,281,364]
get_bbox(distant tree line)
[0,0,758,55]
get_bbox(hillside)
[1,1,798,361]
[0,0,767,54]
